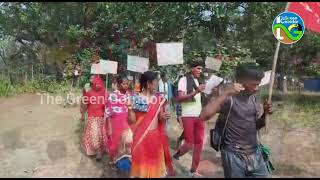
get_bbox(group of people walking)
[79,60,273,178]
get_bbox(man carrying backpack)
[200,63,273,178]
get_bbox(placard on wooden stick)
[127,55,149,73]
[91,59,118,74]
[156,42,184,66]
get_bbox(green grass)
[271,103,320,129]
[0,74,78,97]
[258,89,320,129]
[0,75,17,97]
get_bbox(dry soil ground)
[0,93,319,177]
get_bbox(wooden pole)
[265,2,290,134]
[105,74,108,90]
[267,42,281,103]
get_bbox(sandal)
[173,152,180,160]
[190,171,203,178]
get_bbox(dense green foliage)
[0,2,319,96]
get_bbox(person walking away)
[128,71,175,178]
[200,63,273,178]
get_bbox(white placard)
[74,70,79,76]
[91,63,101,74]
[205,57,222,71]
[204,74,224,95]
[91,59,118,74]
[104,60,118,74]
[127,75,133,81]
[127,55,149,73]
[156,42,184,66]
[259,70,272,87]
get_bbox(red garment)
[177,117,206,172]
[105,90,132,160]
[81,117,108,156]
[130,94,175,178]
[288,2,320,33]
[81,75,107,156]
[84,75,106,118]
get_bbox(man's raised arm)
[200,83,244,121]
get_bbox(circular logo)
[272,11,305,44]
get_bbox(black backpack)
[210,97,233,151]
[172,84,179,103]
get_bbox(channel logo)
[272,11,305,44]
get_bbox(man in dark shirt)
[200,63,273,178]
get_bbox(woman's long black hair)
[140,71,158,91]
[116,74,128,84]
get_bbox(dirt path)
[0,93,106,177]
[0,93,319,177]
[0,93,222,178]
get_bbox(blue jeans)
[221,147,270,178]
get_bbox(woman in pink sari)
[105,75,132,164]
[127,71,175,178]
[81,75,107,160]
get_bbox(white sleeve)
[158,80,164,92]
[178,77,187,92]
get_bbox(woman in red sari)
[127,71,175,178]
[81,75,107,160]
[105,75,132,164]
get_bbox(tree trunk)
[32,65,34,80]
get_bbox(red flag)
[288,2,320,33]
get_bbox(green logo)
[272,12,305,44]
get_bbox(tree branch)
[150,5,162,16]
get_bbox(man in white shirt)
[158,73,169,101]
[173,61,206,178]
[159,73,173,134]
